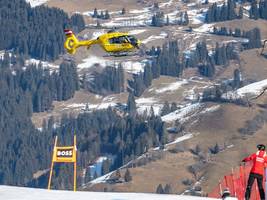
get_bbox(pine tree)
[259,0,267,19]
[121,8,126,15]
[233,68,242,88]
[143,63,153,87]
[238,6,243,19]
[160,101,171,116]
[100,11,104,19]
[94,171,98,179]
[154,2,159,10]
[85,168,91,183]
[164,184,172,194]
[102,159,110,175]
[124,168,132,182]
[250,0,259,19]
[115,169,121,180]
[166,15,170,25]
[104,10,110,19]
[93,8,98,18]
[183,11,189,25]
[227,0,236,20]
[127,91,137,116]
[156,184,164,194]
[170,102,178,112]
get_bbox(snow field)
[0,186,220,200]
[26,0,49,7]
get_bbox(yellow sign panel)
[53,146,76,163]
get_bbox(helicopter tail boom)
[64,29,99,54]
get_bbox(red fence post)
[219,180,222,196]
[231,168,236,197]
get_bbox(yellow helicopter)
[64,29,141,56]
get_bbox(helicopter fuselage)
[97,32,138,53]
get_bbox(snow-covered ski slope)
[0,186,219,200]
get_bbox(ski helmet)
[257,144,266,151]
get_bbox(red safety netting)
[208,163,266,200]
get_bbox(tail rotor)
[64,29,79,54]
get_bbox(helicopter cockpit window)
[127,35,137,43]
[109,36,129,44]
[109,37,119,44]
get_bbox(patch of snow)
[121,60,147,74]
[83,9,118,17]
[166,10,180,23]
[25,58,59,71]
[222,79,267,100]
[137,104,162,116]
[220,38,249,45]
[183,87,199,101]
[78,56,107,70]
[193,23,214,33]
[0,186,220,200]
[154,133,194,150]
[188,9,207,25]
[142,35,166,44]
[128,29,147,35]
[154,79,188,94]
[136,97,157,104]
[89,102,117,110]
[89,156,108,178]
[63,101,117,111]
[129,8,150,14]
[167,133,194,146]
[25,0,49,7]
[89,171,114,184]
[188,3,197,7]
[90,30,106,39]
[136,97,162,115]
[162,103,203,123]
[200,105,220,114]
[159,0,174,8]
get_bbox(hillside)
[1,0,267,198]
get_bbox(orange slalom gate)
[208,163,266,200]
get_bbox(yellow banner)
[53,146,76,163]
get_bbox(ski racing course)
[0,185,222,200]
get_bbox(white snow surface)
[121,60,147,74]
[78,56,107,70]
[136,97,162,115]
[25,58,59,71]
[128,29,147,35]
[200,105,220,114]
[236,79,267,96]
[142,32,168,44]
[90,30,106,39]
[65,102,117,111]
[188,9,207,25]
[154,79,188,93]
[162,103,203,123]
[193,23,214,33]
[154,133,194,150]
[25,0,49,7]
[0,186,219,200]
[222,79,267,99]
[77,55,147,74]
